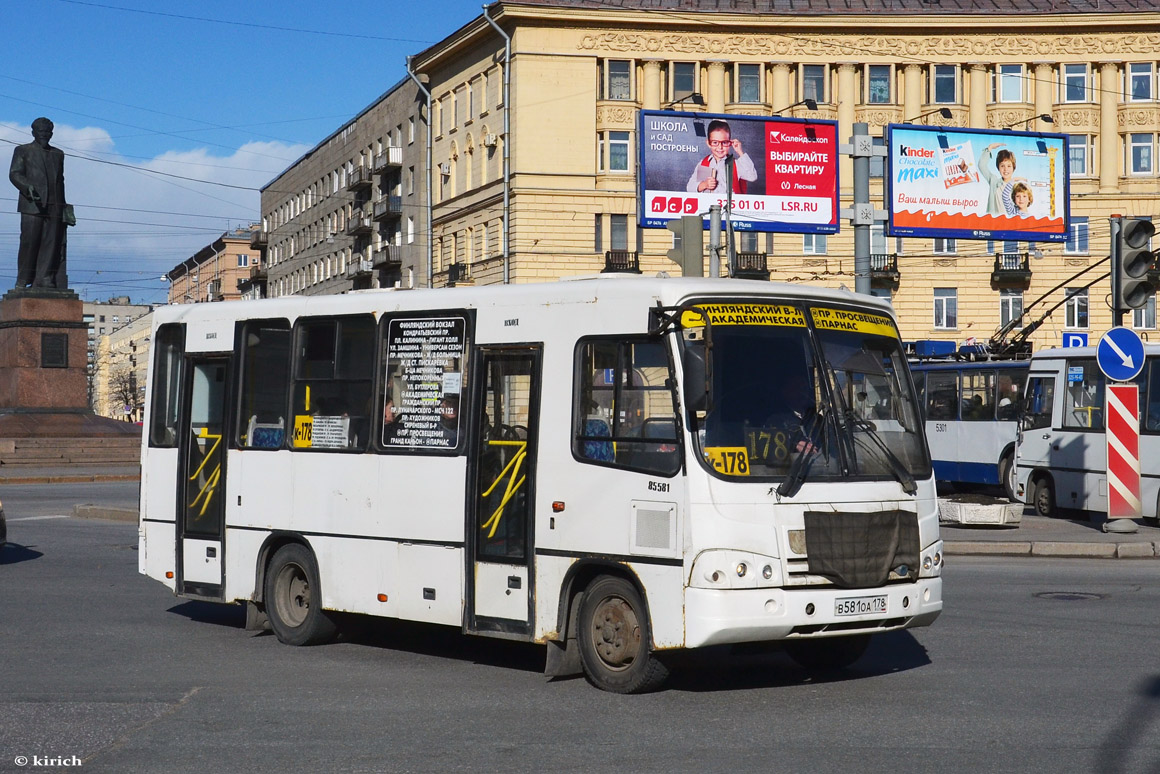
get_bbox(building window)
[994,64,1024,103]
[1065,217,1089,254]
[739,231,759,252]
[608,131,630,173]
[1130,133,1154,174]
[607,60,632,100]
[870,287,892,306]
[1129,63,1155,101]
[933,288,957,329]
[672,62,696,101]
[934,238,957,254]
[931,65,957,104]
[237,254,248,267]
[594,214,603,253]
[408,116,415,144]
[803,234,827,255]
[597,134,605,173]
[1062,64,1089,103]
[610,215,628,251]
[1068,134,1090,177]
[737,64,761,103]
[869,135,887,178]
[1065,288,1089,328]
[407,166,415,195]
[1000,289,1023,328]
[1133,297,1157,330]
[407,217,414,244]
[802,64,826,103]
[867,65,891,104]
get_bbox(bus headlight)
[690,550,781,589]
[920,543,944,577]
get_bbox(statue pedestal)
[0,288,141,466]
[0,288,87,411]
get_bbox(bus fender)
[544,559,652,678]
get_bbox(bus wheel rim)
[276,564,310,627]
[590,595,640,671]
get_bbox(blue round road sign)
[1097,327,1146,382]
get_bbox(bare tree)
[109,367,140,419]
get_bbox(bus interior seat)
[582,419,615,461]
[247,415,285,449]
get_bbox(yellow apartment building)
[409,0,1160,351]
[166,226,262,305]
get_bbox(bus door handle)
[1041,433,1051,440]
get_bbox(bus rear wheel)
[785,634,871,672]
[1032,477,1056,518]
[264,543,336,646]
[577,576,669,694]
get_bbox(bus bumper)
[684,577,942,649]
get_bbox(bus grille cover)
[803,510,919,589]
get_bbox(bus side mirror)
[682,347,708,413]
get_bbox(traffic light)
[1116,217,1157,311]
[666,215,704,277]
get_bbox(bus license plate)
[835,595,887,617]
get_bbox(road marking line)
[8,515,71,522]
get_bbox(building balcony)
[373,146,403,172]
[345,258,374,278]
[992,252,1032,284]
[373,196,403,221]
[250,230,267,250]
[345,211,373,236]
[601,250,640,274]
[870,253,900,283]
[735,252,769,281]
[373,245,402,268]
[346,166,373,191]
[447,262,471,286]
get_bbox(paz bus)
[138,276,943,693]
[1015,343,1160,523]
[908,344,1029,500]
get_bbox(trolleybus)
[138,276,943,693]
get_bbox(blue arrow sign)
[1097,327,1146,382]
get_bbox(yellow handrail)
[480,439,527,539]
[188,427,222,520]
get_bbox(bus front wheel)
[264,543,337,646]
[785,634,871,672]
[577,576,669,694]
[999,452,1016,502]
[1032,477,1056,518]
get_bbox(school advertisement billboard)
[639,110,839,234]
[885,124,1069,243]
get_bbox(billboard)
[639,110,839,234]
[886,124,1069,243]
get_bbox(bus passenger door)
[467,346,541,636]
[177,357,230,599]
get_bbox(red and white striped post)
[1106,384,1141,522]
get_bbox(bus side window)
[1147,363,1160,432]
[1063,360,1104,430]
[572,337,680,475]
[925,371,958,421]
[996,367,1026,421]
[290,316,375,451]
[1023,377,1055,430]
[236,319,291,450]
[149,324,185,448]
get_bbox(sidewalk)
[1,463,1157,558]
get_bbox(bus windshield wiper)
[844,410,917,495]
[775,408,825,499]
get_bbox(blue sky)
[0,0,482,303]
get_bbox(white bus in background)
[909,355,1030,500]
[1015,343,1160,523]
[138,276,942,693]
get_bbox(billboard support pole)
[725,154,737,277]
[709,205,722,278]
[852,122,871,295]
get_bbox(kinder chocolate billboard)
[886,124,1069,243]
[639,110,839,234]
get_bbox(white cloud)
[0,120,310,303]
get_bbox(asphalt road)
[1,485,1159,773]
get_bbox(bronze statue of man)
[9,117,69,289]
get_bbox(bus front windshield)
[686,302,928,487]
